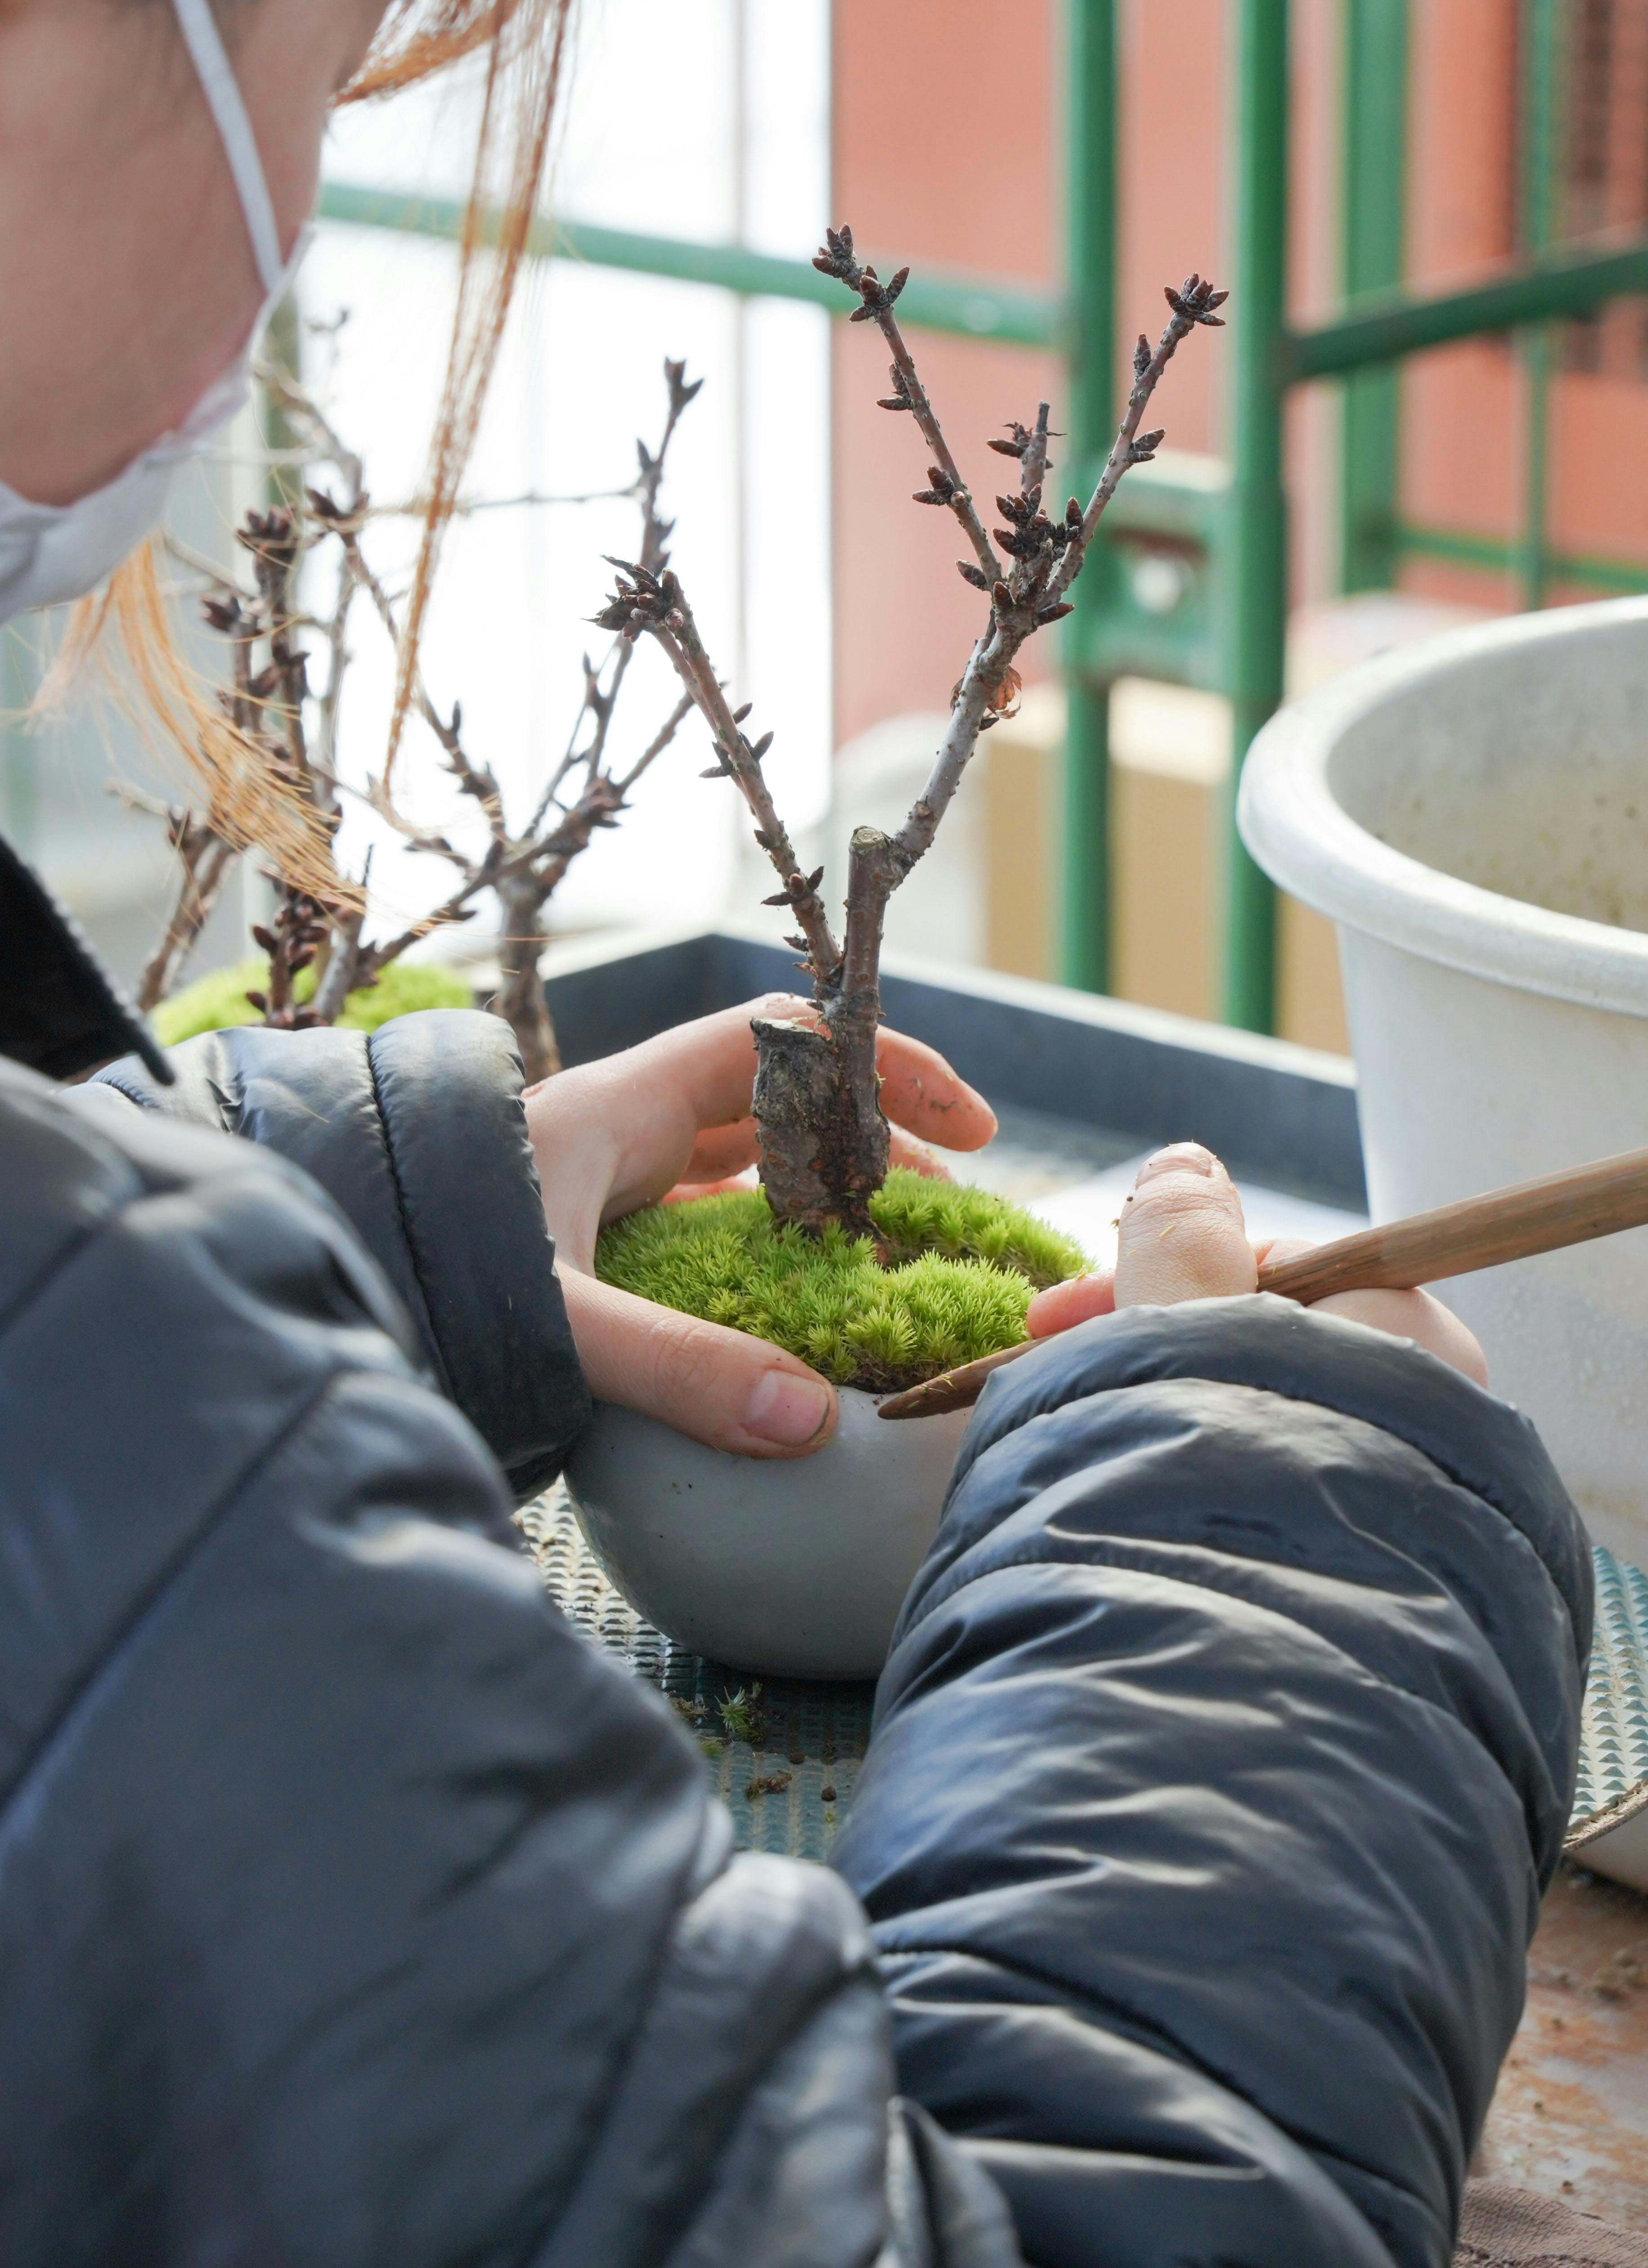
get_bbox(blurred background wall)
[831,0,1648,1050]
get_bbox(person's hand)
[1024,1142,1487,1385]
[524,997,998,1457]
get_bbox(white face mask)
[0,0,308,626]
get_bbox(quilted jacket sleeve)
[833,1296,1593,2268]
[0,1058,1017,2268]
[81,1009,588,1499]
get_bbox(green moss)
[716,1685,766,1745]
[152,956,473,1046]
[595,1169,1090,1394]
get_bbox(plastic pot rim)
[1237,594,1648,1020]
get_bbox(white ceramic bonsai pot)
[1239,596,1648,1566]
[564,1387,972,1678]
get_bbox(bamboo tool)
[877,1143,1648,1422]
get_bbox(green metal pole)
[1222,0,1289,1032]
[1517,0,1562,611]
[317,183,1061,349]
[1338,0,1408,592]
[0,629,34,858]
[1518,327,1553,609]
[262,291,305,513]
[1060,0,1116,993]
[1289,229,1648,375]
[1394,518,1648,593]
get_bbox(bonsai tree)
[140,359,704,1080]
[601,228,1226,1240]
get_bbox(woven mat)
[1457,2180,1648,2264]
[1573,1545,1648,1854]
[519,1489,874,1859]
[522,1491,1648,1864]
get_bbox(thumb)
[1114,1144,1257,1307]
[560,1271,839,1458]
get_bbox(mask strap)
[168,0,286,299]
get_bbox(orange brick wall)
[831,0,1648,741]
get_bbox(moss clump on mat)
[595,1169,1090,1393]
[153,957,473,1046]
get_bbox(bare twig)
[889,274,1226,882]
[131,803,240,1011]
[530,357,701,834]
[615,687,695,796]
[596,561,840,993]
[350,873,488,997]
[300,490,509,849]
[253,363,363,502]
[367,482,644,520]
[245,887,328,1029]
[812,224,1003,587]
[1050,280,1224,598]
[1004,401,1053,503]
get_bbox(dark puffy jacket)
[836,1300,1591,2268]
[0,1009,1590,2268]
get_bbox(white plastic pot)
[564,1388,971,1678]
[1239,595,1648,1568]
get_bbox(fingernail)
[744,1370,834,1446]
[1136,1142,1217,1186]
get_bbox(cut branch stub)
[751,1014,889,1245]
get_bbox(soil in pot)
[566,1172,1091,1678]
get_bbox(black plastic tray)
[543,925,1365,1210]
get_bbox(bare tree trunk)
[136,824,238,1011]
[496,885,561,1081]
[309,906,367,1025]
[751,826,896,1241]
[750,1020,888,1242]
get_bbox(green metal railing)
[0,631,32,852]
[317,0,1648,1033]
[316,181,1061,348]
[1338,0,1407,595]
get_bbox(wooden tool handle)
[1255,1143,1648,1303]
[877,1142,1648,1422]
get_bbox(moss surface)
[595,1170,1090,1393]
[153,957,473,1046]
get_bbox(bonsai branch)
[599,564,841,993]
[245,885,328,1029]
[1050,278,1226,599]
[892,275,1226,880]
[531,358,701,836]
[121,791,240,1012]
[244,361,706,1081]
[813,224,1003,587]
